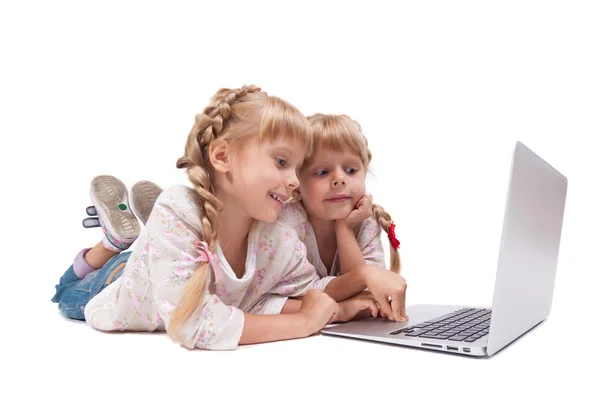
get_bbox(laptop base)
[321,304,489,357]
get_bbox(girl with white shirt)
[279,113,406,322]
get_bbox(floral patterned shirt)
[278,202,386,277]
[84,186,335,350]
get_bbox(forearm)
[323,265,369,301]
[336,222,366,274]
[239,312,310,345]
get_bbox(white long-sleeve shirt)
[278,202,386,277]
[84,185,335,350]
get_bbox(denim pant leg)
[52,251,132,320]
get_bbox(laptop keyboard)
[390,307,491,343]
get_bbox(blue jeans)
[51,251,131,320]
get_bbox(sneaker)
[89,175,140,251]
[86,205,97,216]
[130,180,163,225]
[82,216,101,228]
[83,180,163,227]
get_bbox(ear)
[208,139,231,173]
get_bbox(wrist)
[297,311,318,337]
[335,219,353,232]
[333,302,345,323]
[357,264,373,286]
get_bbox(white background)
[1,0,598,398]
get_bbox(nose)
[331,172,347,187]
[285,172,300,190]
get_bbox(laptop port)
[447,346,458,351]
[421,343,443,348]
[463,348,471,353]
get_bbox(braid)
[372,203,402,274]
[168,85,261,343]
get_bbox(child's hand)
[335,291,380,323]
[299,290,339,334]
[361,265,409,322]
[337,194,373,229]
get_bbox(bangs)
[259,96,313,157]
[307,114,370,167]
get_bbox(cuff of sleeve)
[364,260,384,266]
[192,296,245,351]
[262,295,289,315]
[312,276,336,291]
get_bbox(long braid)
[167,85,261,342]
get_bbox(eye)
[276,157,287,167]
[315,170,328,177]
[346,167,358,174]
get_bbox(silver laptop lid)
[487,141,568,355]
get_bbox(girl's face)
[298,145,367,221]
[228,136,305,223]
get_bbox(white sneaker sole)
[130,180,163,225]
[90,175,140,241]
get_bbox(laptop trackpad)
[322,304,466,336]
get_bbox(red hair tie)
[388,221,400,250]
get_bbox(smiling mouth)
[269,191,287,205]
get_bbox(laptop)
[321,141,568,357]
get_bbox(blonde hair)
[305,113,402,274]
[168,85,311,342]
